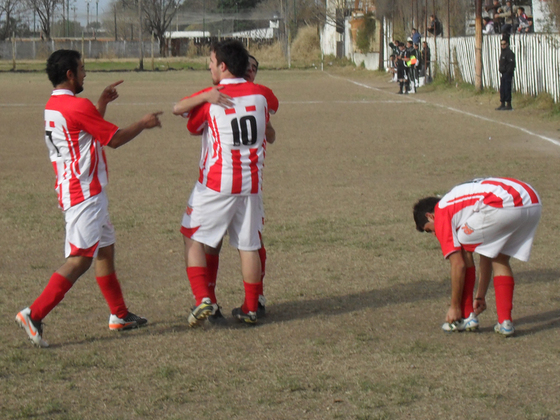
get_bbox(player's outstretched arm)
[108,111,163,149]
[173,87,233,116]
[97,80,124,117]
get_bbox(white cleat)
[494,320,515,337]
[442,312,479,333]
[15,308,49,348]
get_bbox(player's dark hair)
[211,40,249,78]
[413,197,440,232]
[46,49,81,87]
[249,54,259,70]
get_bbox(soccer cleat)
[15,308,49,348]
[232,307,257,324]
[442,313,479,333]
[494,320,515,337]
[257,295,266,318]
[187,298,213,328]
[109,312,148,331]
[208,304,227,326]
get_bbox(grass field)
[2,67,560,420]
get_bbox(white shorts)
[457,205,541,262]
[180,183,264,251]
[64,191,115,258]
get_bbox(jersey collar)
[219,78,247,85]
[52,89,75,96]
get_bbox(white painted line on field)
[330,73,560,148]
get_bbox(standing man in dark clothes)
[496,37,516,111]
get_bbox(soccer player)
[15,49,162,348]
[177,40,278,326]
[173,52,275,324]
[413,177,541,337]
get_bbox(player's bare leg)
[232,250,261,324]
[184,236,213,327]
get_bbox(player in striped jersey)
[413,177,542,336]
[178,40,278,326]
[173,53,274,324]
[15,49,162,348]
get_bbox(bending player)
[173,53,274,323]
[177,41,279,326]
[413,177,541,336]
[16,49,162,347]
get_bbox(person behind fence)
[15,49,163,348]
[427,15,443,36]
[413,177,541,337]
[483,17,495,34]
[496,0,515,34]
[496,36,516,111]
[515,7,532,33]
[411,28,421,45]
[422,41,431,83]
[485,0,503,33]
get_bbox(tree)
[0,0,22,40]
[27,0,59,40]
[142,0,180,54]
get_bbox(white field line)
[329,73,560,148]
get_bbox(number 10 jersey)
[186,78,279,195]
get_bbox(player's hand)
[446,305,462,324]
[142,111,163,129]
[204,86,234,108]
[99,80,124,105]
[473,297,487,315]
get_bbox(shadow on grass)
[48,269,560,346]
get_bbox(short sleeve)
[74,98,119,146]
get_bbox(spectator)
[396,42,409,94]
[515,7,532,33]
[485,0,503,33]
[496,37,516,110]
[427,15,444,37]
[496,0,515,34]
[483,17,495,34]
[422,41,431,83]
[388,54,397,82]
[411,28,421,45]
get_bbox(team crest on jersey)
[186,206,193,216]
[462,223,474,235]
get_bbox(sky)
[68,0,114,25]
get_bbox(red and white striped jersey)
[186,78,279,195]
[44,90,119,210]
[434,177,541,258]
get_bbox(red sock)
[257,246,266,296]
[187,267,209,305]
[494,275,514,323]
[241,281,261,313]
[29,273,73,321]
[96,272,128,318]
[462,266,476,318]
[205,254,219,304]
